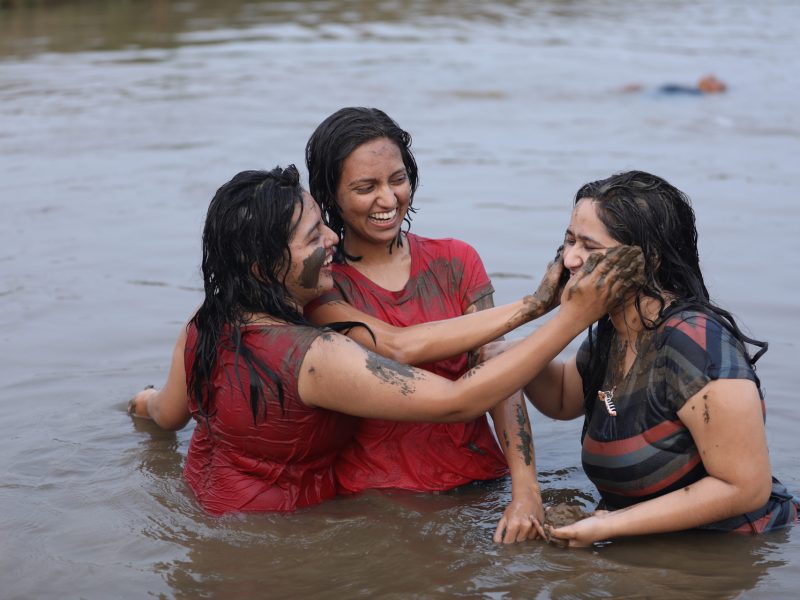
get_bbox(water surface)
[1,1,798,598]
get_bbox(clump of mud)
[542,503,591,546]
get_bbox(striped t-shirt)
[577,310,797,533]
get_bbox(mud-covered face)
[335,137,411,252]
[563,198,619,276]
[283,192,339,307]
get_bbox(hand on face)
[526,245,568,319]
[559,245,645,324]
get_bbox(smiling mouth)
[369,208,397,223]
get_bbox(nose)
[376,182,399,208]
[323,224,339,247]
[562,245,583,272]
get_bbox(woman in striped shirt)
[524,170,798,546]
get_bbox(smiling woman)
[304,107,552,543]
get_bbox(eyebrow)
[565,227,610,247]
[346,169,406,189]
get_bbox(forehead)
[343,138,403,172]
[292,191,320,226]
[569,198,615,240]
[570,198,600,224]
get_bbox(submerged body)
[308,233,507,493]
[183,324,356,514]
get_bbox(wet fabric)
[306,233,508,492]
[183,323,357,514]
[578,310,798,533]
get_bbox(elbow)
[735,471,773,514]
[430,394,485,423]
[159,415,191,431]
[437,409,480,423]
[748,473,773,512]
[384,336,423,366]
[150,410,188,431]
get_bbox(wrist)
[549,309,588,338]
[521,295,546,322]
[510,476,542,497]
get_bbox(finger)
[503,521,522,544]
[127,398,136,416]
[493,518,507,544]
[543,525,568,548]
[531,517,546,540]
[513,521,532,543]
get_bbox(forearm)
[490,392,539,490]
[445,312,586,421]
[596,475,769,540]
[386,295,545,365]
[129,324,192,431]
[146,387,191,430]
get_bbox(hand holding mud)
[560,245,645,323]
[541,503,592,547]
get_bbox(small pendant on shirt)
[598,386,618,416]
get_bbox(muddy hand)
[561,245,644,323]
[523,245,567,320]
[596,245,646,311]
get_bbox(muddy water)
[1,1,798,598]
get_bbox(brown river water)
[1,1,799,598]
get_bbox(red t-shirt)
[183,323,357,514]
[306,233,508,492]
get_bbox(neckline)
[340,232,420,299]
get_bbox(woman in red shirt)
[305,107,551,542]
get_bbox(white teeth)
[323,255,332,266]
[369,208,397,221]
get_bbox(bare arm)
[127,324,192,431]
[465,294,545,543]
[306,250,566,366]
[547,378,773,546]
[299,246,643,422]
[523,354,585,421]
[298,309,589,421]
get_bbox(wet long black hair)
[577,171,767,436]
[305,107,419,263]
[188,166,310,424]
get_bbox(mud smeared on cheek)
[300,247,326,289]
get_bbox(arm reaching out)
[300,246,645,423]
[306,247,570,366]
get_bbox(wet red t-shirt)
[183,323,357,514]
[306,233,508,492]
